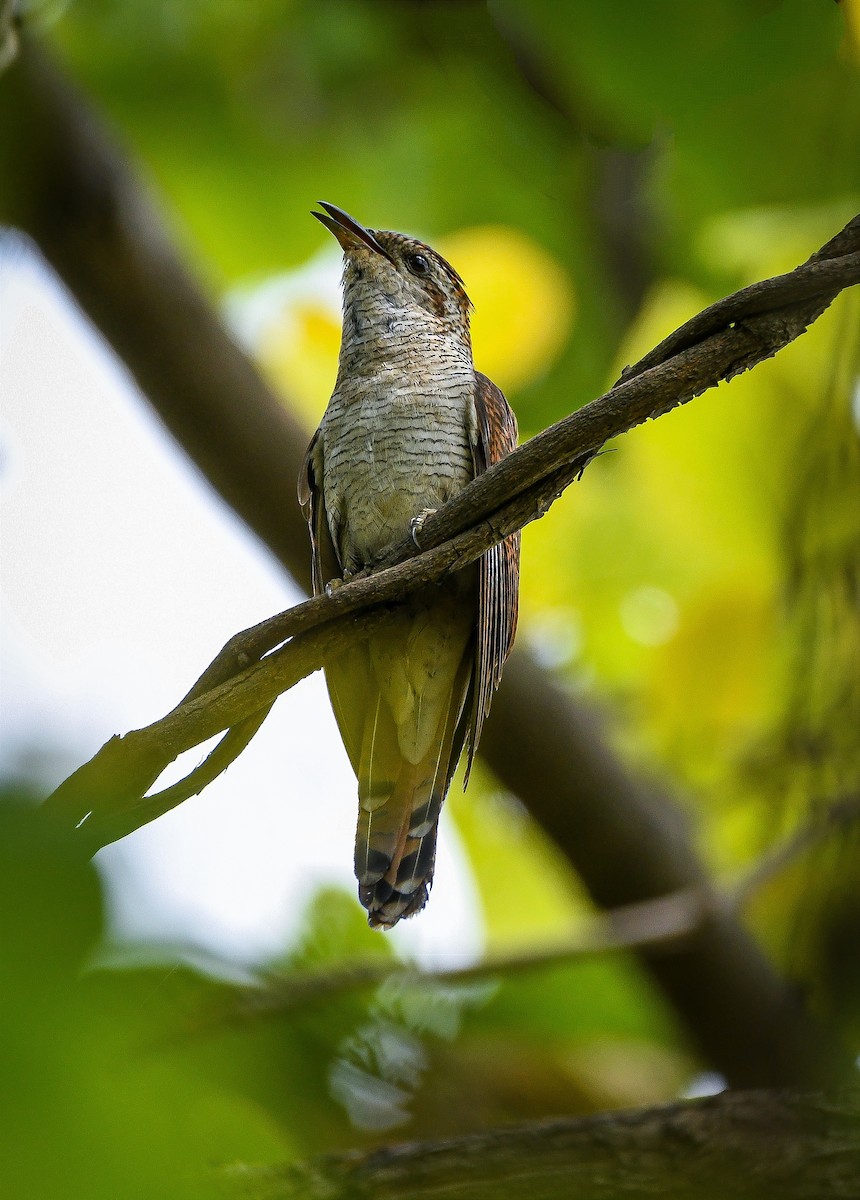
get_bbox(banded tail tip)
[358,828,438,929]
[361,879,431,930]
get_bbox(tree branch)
[44,608,392,850]
[224,1088,860,1200]
[41,221,860,840]
[3,42,856,1088]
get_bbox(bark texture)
[227,1089,860,1200]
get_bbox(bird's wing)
[298,429,341,597]
[465,370,520,780]
[299,430,371,777]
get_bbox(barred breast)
[320,366,475,572]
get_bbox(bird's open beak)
[312,201,394,262]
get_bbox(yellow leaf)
[259,298,342,425]
[439,226,575,392]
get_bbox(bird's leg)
[410,507,438,549]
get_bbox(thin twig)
[175,888,708,1039]
[730,794,860,910]
[168,793,860,1039]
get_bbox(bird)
[299,202,520,929]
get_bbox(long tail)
[354,661,471,930]
[324,577,475,930]
[356,759,442,929]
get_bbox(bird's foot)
[410,508,438,549]
[324,569,354,597]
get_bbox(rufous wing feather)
[465,370,520,780]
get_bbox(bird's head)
[313,201,472,344]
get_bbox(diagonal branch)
[42,218,860,842]
[146,225,860,714]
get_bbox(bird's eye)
[405,252,430,276]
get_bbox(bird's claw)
[410,508,438,549]
[324,567,357,597]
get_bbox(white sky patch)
[224,243,343,351]
[0,241,483,969]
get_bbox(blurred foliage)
[0,794,691,1199]
[3,0,860,1192]
[0,795,287,1199]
